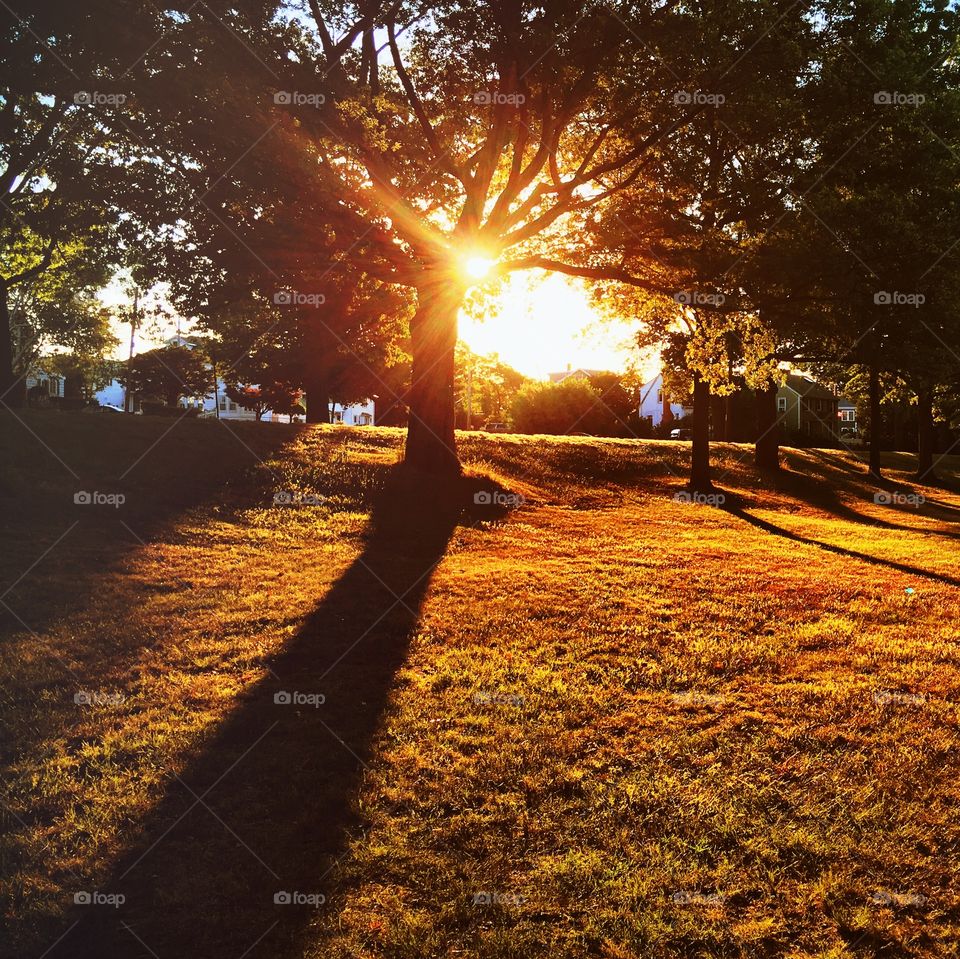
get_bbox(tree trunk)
[689,372,713,492]
[0,281,21,408]
[916,385,937,482]
[710,392,725,443]
[403,278,463,477]
[892,401,909,452]
[868,359,882,479]
[303,317,332,424]
[304,365,331,424]
[755,383,780,472]
[724,392,735,442]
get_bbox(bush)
[510,378,624,436]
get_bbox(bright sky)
[459,271,641,380]
[101,271,644,382]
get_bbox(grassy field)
[2,410,960,959]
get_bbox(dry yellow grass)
[1,412,959,958]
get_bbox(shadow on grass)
[721,501,960,589]
[42,470,511,959]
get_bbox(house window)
[228,400,237,411]
[657,389,663,403]
[840,409,855,422]
[777,397,787,412]
[219,397,226,411]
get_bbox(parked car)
[483,421,509,433]
[670,428,693,440]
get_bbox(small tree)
[510,378,621,436]
[225,382,304,421]
[120,345,211,408]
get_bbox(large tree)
[0,1,166,403]
[777,0,960,480]
[139,0,812,477]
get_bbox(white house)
[95,378,126,410]
[25,369,65,401]
[94,336,376,424]
[639,374,693,427]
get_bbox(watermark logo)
[673,290,725,307]
[274,91,325,107]
[874,291,924,307]
[671,891,726,906]
[473,490,525,507]
[674,90,725,106]
[273,890,325,906]
[274,290,326,307]
[472,91,526,106]
[74,690,126,707]
[670,690,725,707]
[471,891,525,906]
[874,491,925,507]
[674,490,726,507]
[274,690,326,707]
[74,490,125,508]
[874,689,925,707]
[273,491,324,506]
[870,890,927,907]
[74,91,127,106]
[473,690,525,706]
[874,91,925,106]
[74,891,125,908]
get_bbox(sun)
[462,255,494,281]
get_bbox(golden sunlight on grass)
[2,414,959,959]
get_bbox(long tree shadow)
[764,453,960,538]
[722,502,960,589]
[43,472,509,959]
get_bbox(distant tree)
[225,382,304,422]
[773,0,960,480]
[510,378,621,436]
[120,345,211,408]
[0,2,167,403]
[455,345,529,428]
[587,0,818,489]
[3,235,117,394]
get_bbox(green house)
[776,374,839,440]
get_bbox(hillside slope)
[2,412,960,959]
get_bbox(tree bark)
[303,316,332,424]
[689,371,713,492]
[916,384,937,482]
[0,281,22,407]
[892,400,909,452]
[403,277,463,477]
[868,358,882,479]
[755,383,780,472]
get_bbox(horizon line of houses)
[28,345,858,438]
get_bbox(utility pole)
[123,287,139,413]
[466,363,473,429]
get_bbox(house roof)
[781,374,836,401]
[837,396,856,409]
[548,368,609,383]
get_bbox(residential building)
[776,374,839,440]
[25,370,65,402]
[837,396,858,436]
[638,373,694,428]
[548,366,608,384]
